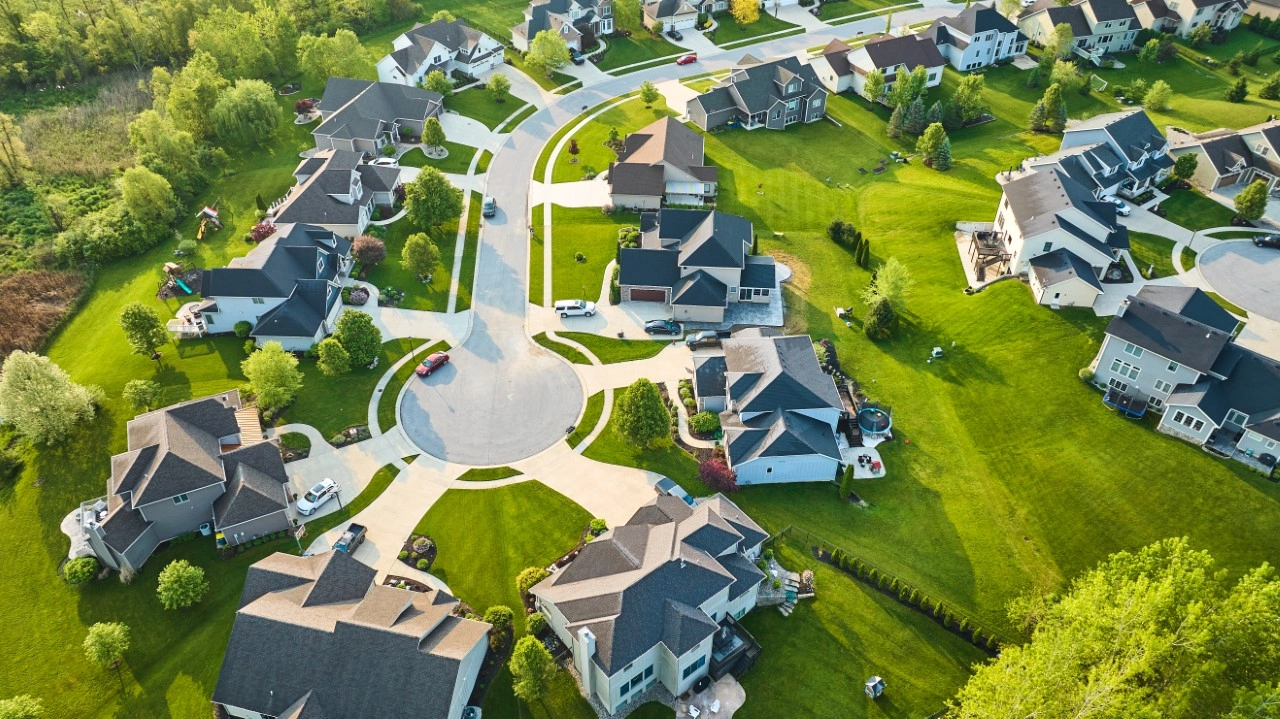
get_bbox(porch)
[955,222,1011,287]
[166,300,212,339]
[1205,429,1278,475]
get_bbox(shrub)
[398,550,408,560]
[156,559,209,610]
[864,298,899,340]
[958,618,970,633]
[699,458,738,492]
[243,339,257,355]
[589,518,607,534]
[868,568,879,583]
[516,566,550,595]
[416,559,430,570]
[899,586,910,601]
[574,252,586,263]
[772,578,782,590]
[234,321,253,339]
[526,612,548,635]
[910,589,921,605]
[176,239,198,256]
[64,556,99,585]
[763,548,773,561]
[249,221,276,242]
[483,605,515,630]
[689,411,720,434]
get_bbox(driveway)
[1197,241,1280,321]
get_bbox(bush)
[483,605,515,630]
[864,298,899,340]
[234,321,253,339]
[1079,368,1094,382]
[574,252,586,263]
[175,239,198,257]
[64,556,100,585]
[398,550,408,560]
[526,612,548,635]
[589,518,607,534]
[516,566,550,595]
[243,339,257,355]
[416,559,430,570]
[689,411,720,434]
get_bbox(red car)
[676,53,697,65]
[415,351,450,377]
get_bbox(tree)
[297,30,375,82]
[401,232,441,281]
[156,559,209,610]
[1235,179,1268,222]
[63,556,99,586]
[997,0,1021,17]
[118,302,170,357]
[353,235,386,267]
[315,337,351,376]
[840,463,856,499]
[933,136,953,171]
[510,635,555,703]
[422,116,447,150]
[431,10,456,22]
[699,458,738,493]
[404,167,463,229]
[1047,22,1075,59]
[129,111,204,198]
[864,297,898,340]
[122,379,162,411]
[616,378,668,446]
[863,68,885,103]
[886,103,905,139]
[0,695,44,719]
[424,68,453,97]
[164,51,229,138]
[1138,38,1160,63]
[488,72,511,102]
[119,166,177,226]
[0,113,31,188]
[903,97,926,135]
[211,79,281,147]
[1172,152,1198,182]
[334,310,382,367]
[526,30,570,78]
[730,0,760,24]
[860,257,915,309]
[516,566,550,595]
[241,341,303,412]
[916,122,947,163]
[639,80,659,108]
[1262,75,1280,100]
[483,605,514,631]
[1143,79,1172,110]
[1049,59,1083,92]
[1190,22,1212,48]
[950,74,986,124]
[83,622,130,671]
[188,6,278,81]
[1227,77,1249,103]
[1041,83,1067,132]
[0,351,95,445]
[613,0,642,31]
[1029,100,1048,131]
[949,538,1280,719]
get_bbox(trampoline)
[857,407,892,436]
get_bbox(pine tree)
[1029,100,1048,131]
[886,104,904,139]
[903,97,927,135]
[926,100,944,126]
[840,464,856,499]
[1261,75,1280,100]
[934,137,953,171]
[1226,77,1249,103]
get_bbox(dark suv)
[1254,234,1280,249]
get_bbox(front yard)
[1159,187,1239,230]
[1126,232,1178,278]
[595,33,683,73]
[447,86,530,130]
[711,13,800,46]
[363,207,465,312]
[284,337,427,438]
[583,390,705,495]
[553,96,675,183]
[399,142,479,175]
[551,206,639,301]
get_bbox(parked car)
[644,319,682,335]
[416,351,450,376]
[1254,234,1280,249]
[569,49,585,65]
[1104,196,1131,216]
[1020,0,1036,6]
[686,330,721,349]
[654,477,694,505]
[667,28,684,41]
[554,299,596,317]
[370,157,398,167]
[334,523,366,554]
[296,478,339,516]
[676,53,698,66]
[482,196,497,218]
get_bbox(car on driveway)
[1254,234,1280,249]
[554,299,596,317]
[334,523,366,553]
[482,196,497,218]
[370,157,398,167]
[416,351,450,376]
[666,29,684,41]
[1105,196,1131,216]
[297,478,339,516]
[569,49,585,65]
[676,53,698,65]
[685,330,721,349]
[654,477,694,505]
[644,319,681,335]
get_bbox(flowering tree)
[699,458,738,493]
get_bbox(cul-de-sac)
[2,0,1280,715]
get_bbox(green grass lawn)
[363,213,461,312]
[712,13,800,46]
[376,340,450,430]
[457,466,523,481]
[820,0,911,21]
[534,331,592,364]
[447,87,530,130]
[498,103,538,132]
[419,0,529,45]
[305,459,414,537]
[583,390,707,495]
[558,332,670,363]
[596,33,683,73]
[1159,187,1238,230]
[279,431,311,452]
[552,206,639,300]
[553,97,674,182]
[537,95,627,180]
[1203,229,1256,239]
[1127,231,1177,279]
[505,49,577,92]
[530,205,546,304]
[1181,245,1199,269]
[457,191,482,311]
[284,337,426,438]
[399,143,478,175]
[476,149,494,173]
[568,391,606,448]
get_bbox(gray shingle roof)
[725,408,842,464]
[1066,110,1166,162]
[1029,248,1103,291]
[618,247,679,288]
[609,162,666,197]
[117,393,243,507]
[214,442,289,529]
[722,331,843,415]
[1168,345,1280,438]
[614,117,716,189]
[1105,287,1236,373]
[740,257,775,289]
[99,497,153,552]
[694,354,728,400]
[204,223,350,300]
[315,79,442,143]
[251,280,339,339]
[718,551,766,600]
[930,2,1019,36]
[385,19,499,75]
[672,271,727,307]
[1001,169,1123,253]
[861,33,947,74]
[690,55,825,117]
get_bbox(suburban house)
[812,34,945,97]
[1169,119,1280,194]
[512,0,614,52]
[1130,0,1245,35]
[643,0,698,31]
[213,551,491,719]
[695,328,845,484]
[531,494,767,716]
[375,19,505,86]
[617,209,775,323]
[1022,110,1174,201]
[608,117,718,210]
[922,3,1028,71]
[314,77,443,155]
[687,55,828,131]
[70,391,290,576]
[1017,0,1139,63]
[1091,286,1278,473]
[270,149,402,238]
[1250,0,1280,20]
[192,223,352,351]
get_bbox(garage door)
[629,288,667,302]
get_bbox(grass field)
[447,87,530,130]
[553,96,674,183]
[596,33,683,73]
[568,391,606,448]
[457,466,523,481]
[285,337,426,438]
[551,207,639,301]
[364,213,461,312]
[820,0,912,21]
[534,331,592,364]
[399,142,479,175]
[505,49,578,92]
[557,332,670,363]
[1159,187,1238,230]
[583,390,707,496]
[1181,245,1199,269]
[457,192,482,311]
[1127,231,1177,279]
[712,13,800,46]
[530,205,546,304]
[376,340,450,430]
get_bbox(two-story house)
[1091,286,1278,473]
[1169,118,1280,194]
[1022,109,1174,200]
[313,77,443,155]
[531,494,767,716]
[617,209,776,323]
[812,33,946,98]
[512,0,614,52]
[643,0,699,31]
[687,55,827,131]
[270,149,402,238]
[694,328,846,484]
[608,117,717,210]
[923,3,1028,71]
[69,391,291,576]
[1018,0,1139,63]
[1131,0,1246,36]
[376,19,505,86]
[214,551,491,719]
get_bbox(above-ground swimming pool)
[858,407,892,435]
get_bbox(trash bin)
[199,522,212,536]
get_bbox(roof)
[1020,0,1137,32]
[115,392,244,507]
[1000,169,1124,253]
[315,78,442,142]
[1168,345,1280,439]
[275,150,401,228]
[690,55,825,117]
[609,162,666,197]
[819,39,855,78]
[612,117,717,192]
[1065,110,1166,162]
[204,222,351,300]
[1029,248,1104,291]
[531,495,766,675]
[618,247,680,288]
[672,271,728,308]
[741,256,776,289]
[694,354,728,399]
[928,2,1020,37]
[1105,286,1237,373]
[859,33,947,74]
[619,209,753,295]
[214,552,490,719]
[251,280,339,339]
[522,0,604,39]
[386,20,497,75]
[213,441,290,529]
[724,407,843,464]
[721,330,843,415]
[644,0,698,19]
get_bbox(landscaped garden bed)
[278,432,311,462]
[341,284,370,305]
[398,533,438,572]
[328,425,371,447]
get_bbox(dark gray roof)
[861,33,947,74]
[1105,287,1236,373]
[1066,110,1166,163]
[100,498,153,552]
[523,0,604,38]
[694,354,728,399]
[690,56,825,117]
[1021,0,1137,32]
[1001,169,1124,256]
[1136,285,1238,334]
[385,20,499,75]
[1029,248,1103,291]
[213,442,289,529]
[115,393,243,507]
[615,117,716,184]
[644,0,698,19]
[251,280,339,339]
[1168,345,1280,438]
[204,223,350,300]
[672,271,727,307]
[740,257,776,289]
[627,494,694,526]
[316,79,442,142]
[929,2,1019,37]
[722,330,843,415]
[819,39,854,78]
[275,151,390,228]
[719,551,766,600]
[618,247,679,288]
[642,209,752,269]
[609,162,666,197]
[725,408,842,464]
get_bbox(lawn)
[568,391,606,448]
[558,332,670,363]
[457,466,523,481]
[1181,245,1199,269]
[284,336,427,438]
[583,390,707,496]
[1127,231,1177,279]
[1207,291,1248,316]
[304,459,415,538]
[553,96,674,183]
[533,331,592,364]
[530,205,546,304]
[505,49,577,92]
[376,340,450,430]
[399,143,479,175]
[457,191,482,311]
[447,87,530,130]
[1159,187,1238,230]
[477,149,494,173]
[551,206,639,301]
[419,0,529,44]
[279,431,311,452]
[820,0,912,21]
[498,104,538,132]
[596,33,683,73]
[711,13,800,47]
[363,213,461,312]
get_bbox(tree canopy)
[510,635,556,703]
[297,30,375,82]
[424,69,453,97]
[401,232,441,281]
[1235,179,1268,221]
[488,72,512,102]
[0,694,44,719]
[0,351,96,445]
[315,337,351,377]
[117,301,170,357]
[156,559,209,610]
[211,79,282,148]
[422,117,447,149]
[860,257,914,309]
[616,378,668,446]
[730,0,761,24]
[119,166,177,226]
[241,341,303,412]
[404,167,463,229]
[161,51,229,139]
[1047,22,1075,59]
[334,310,381,367]
[122,379,162,410]
[82,622,130,670]
[526,30,570,78]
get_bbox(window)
[682,655,707,680]
[619,683,629,697]
[811,97,821,107]
[1110,359,1140,381]
[1150,397,1164,409]
[252,297,266,305]
[173,494,190,505]
[1225,409,1249,426]
[1154,379,1173,394]
[785,99,799,111]
[765,467,773,474]
[1123,342,1143,358]
[644,666,653,679]
[1167,360,1179,373]
[205,315,215,325]
[1042,242,1053,253]
[1172,411,1205,432]
[1108,377,1129,393]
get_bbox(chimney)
[1117,298,1129,317]
[576,627,597,694]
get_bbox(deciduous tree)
[212,79,281,147]
[401,232,441,280]
[404,167,463,229]
[241,341,303,412]
[1235,179,1268,221]
[0,351,95,445]
[639,80,659,108]
[1172,152,1198,182]
[431,10,456,22]
[526,30,570,78]
[315,337,351,376]
[353,235,386,267]
[730,0,760,24]
[188,6,277,80]
[122,379,162,410]
[1049,58,1083,91]
[1047,22,1075,59]
[1189,22,1212,47]
[0,112,31,188]
[699,458,738,493]
[616,378,668,446]
[119,166,177,226]
[510,635,555,703]
[950,74,986,124]
[156,559,209,610]
[0,694,45,719]
[916,122,947,163]
[334,310,381,367]
[83,622,130,671]
[164,51,229,138]
[422,116,447,149]
[1138,38,1160,63]
[863,68,885,103]
[128,110,204,200]
[118,302,169,357]
[860,257,914,309]
[297,30,375,82]
[488,72,511,102]
[424,68,453,97]
[1143,79,1172,110]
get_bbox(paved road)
[1197,241,1280,321]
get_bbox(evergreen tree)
[1029,100,1048,131]
[903,97,926,135]
[933,136,953,171]
[1261,75,1280,100]
[886,104,905,139]
[1226,77,1249,103]
[926,100,944,126]
[840,464,856,499]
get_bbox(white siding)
[1031,274,1101,309]
[734,454,840,484]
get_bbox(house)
[376,19,505,86]
[1169,119,1280,194]
[609,117,717,210]
[213,551,491,719]
[313,77,443,155]
[531,494,767,716]
[617,209,775,323]
[814,33,946,97]
[512,0,614,52]
[1130,0,1246,35]
[270,149,402,238]
[1090,286,1279,473]
[1022,110,1174,200]
[922,3,1028,71]
[192,223,352,351]
[1249,0,1280,21]
[1018,0,1139,64]
[687,55,827,131]
[70,391,290,576]
[643,0,699,31]
[696,328,845,484]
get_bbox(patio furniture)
[690,706,701,718]
[710,699,721,713]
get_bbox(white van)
[554,299,596,317]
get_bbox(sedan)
[1106,196,1132,216]
[416,351,450,376]
[1254,234,1280,249]
[370,157,398,167]
[644,319,682,335]
[676,53,698,66]
[667,29,684,41]
[569,49,585,65]
[296,478,339,516]
[482,196,497,218]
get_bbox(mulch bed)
[658,382,715,462]
[467,624,514,707]
[329,425,371,447]
[398,534,438,571]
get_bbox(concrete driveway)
[1197,241,1280,321]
